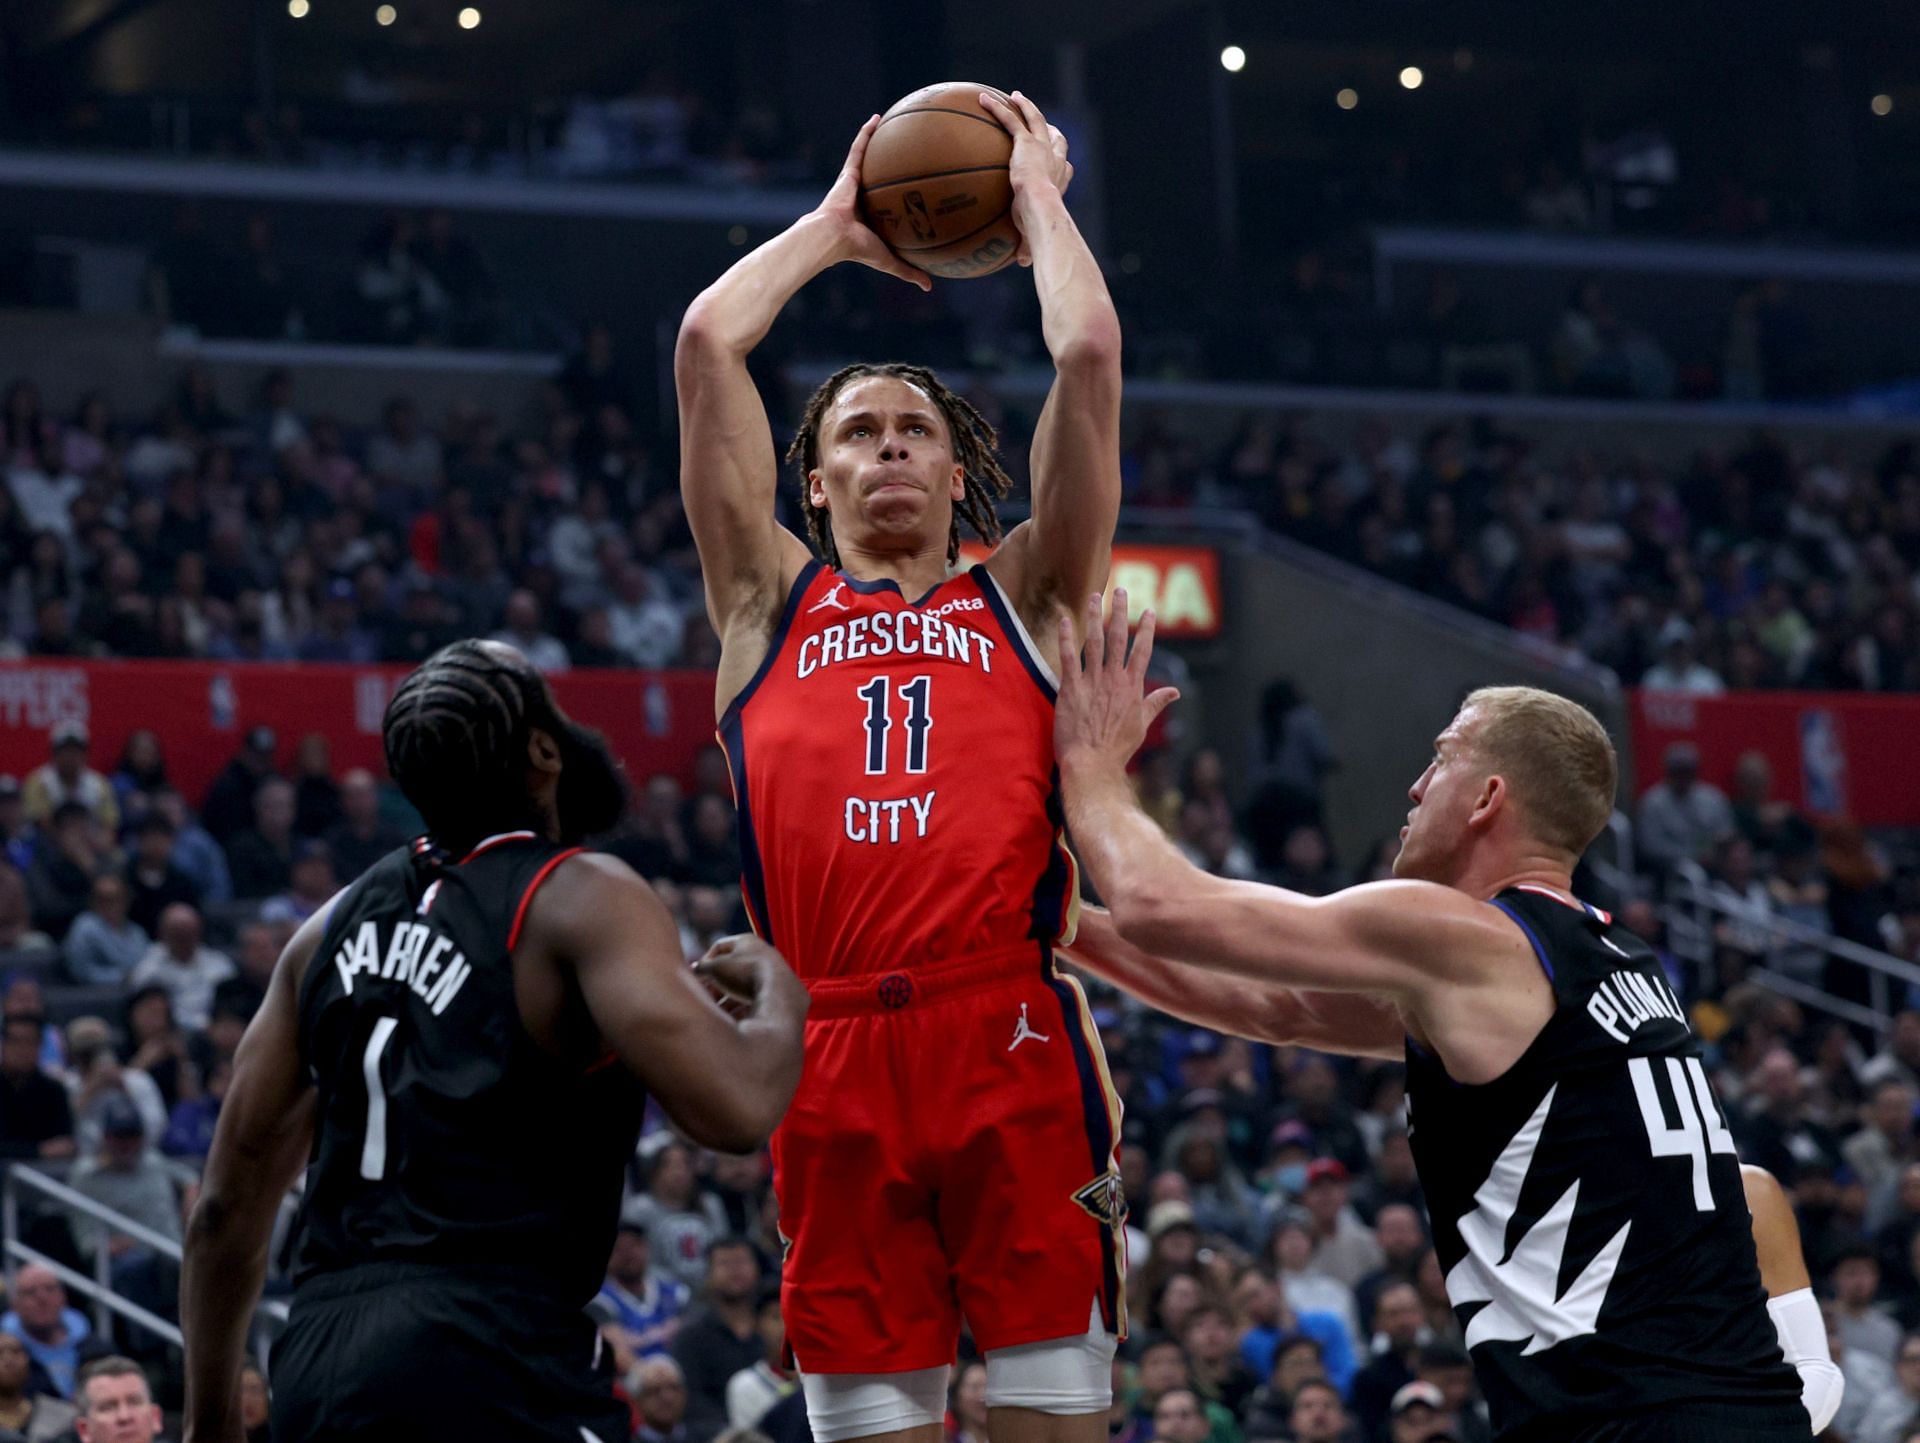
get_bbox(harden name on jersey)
[330,915,474,1016]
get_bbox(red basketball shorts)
[771,942,1127,1375]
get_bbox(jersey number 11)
[858,676,934,777]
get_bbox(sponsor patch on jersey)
[1072,1170,1126,1228]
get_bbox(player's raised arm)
[676,118,931,653]
[182,904,326,1443]
[978,91,1121,633]
[1062,906,1406,1058]
[525,853,807,1153]
[1054,593,1522,1008]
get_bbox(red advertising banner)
[1629,688,1920,826]
[957,542,1224,638]
[0,661,719,811]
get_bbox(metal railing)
[1,1165,290,1365]
[1663,860,1920,1034]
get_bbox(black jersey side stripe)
[1489,898,1556,982]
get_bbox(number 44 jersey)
[1406,885,1807,1441]
[721,561,1077,980]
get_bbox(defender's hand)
[1055,589,1180,779]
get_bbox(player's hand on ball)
[979,89,1072,266]
[814,116,933,291]
[1055,589,1181,777]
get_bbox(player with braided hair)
[182,639,808,1443]
[676,91,1125,1443]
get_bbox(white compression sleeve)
[1768,1287,1844,1433]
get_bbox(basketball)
[860,81,1019,280]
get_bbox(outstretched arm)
[676,117,931,692]
[183,906,325,1443]
[978,92,1121,637]
[1062,907,1405,1058]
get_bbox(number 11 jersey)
[721,561,1077,980]
[1406,886,1805,1440]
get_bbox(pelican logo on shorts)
[1072,1170,1126,1228]
[903,191,936,243]
[876,973,915,1009]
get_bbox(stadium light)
[1336,88,1359,110]
[1872,93,1893,116]
[287,0,309,16]
[376,4,396,23]
[458,6,480,27]
[1400,66,1424,90]
[1220,46,1247,73]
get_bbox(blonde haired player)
[1055,598,1812,1443]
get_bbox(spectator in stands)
[1867,1015,1920,1093]
[0,860,53,953]
[200,727,279,844]
[1355,1204,1430,1328]
[724,1282,793,1430]
[1286,1379,1350,1443]
[491,588,571,674]
[108,732,168,828]
[238,1361,270,1443]
[1387,1380,1453,1443]
[129,903,235,1031]
[26,801,104,941]
[323,768,406,882]
[1245,678,1337,867]
[1833,1245,1903,1365]
[0,1015,73,1161]
[600,1223,691,1364]
[122,814,201,939]
[23,724,117,836]
[290,732,342,839]
[161,1053,230,1161]
[1351,1282,1432,1441]
[0,1267,88,1401]
[1182,1304,1257,1419]
[63,872,149,987]
[379,576,459,663]
[0,1330,76,1441]
[71,1097,183,1323]
[1242,1336,1327,1439]
[1301,1159,1386,1290]
[260,840,336,926]
[628,1140,730,1288]
[608,561,687,669]
[1635,742,1734,874]
[946,1359,989,1443]
[1847,1078,1920,1206]
[0,778,31,874]
[227,776,297,900]
[71,1356,162,1443]
[1150,1388,1218,1443]
[1414,1343,1486,1443]
[1232,1265,1356,1397]
[65,1015,166,1151]
[367,396,444,501]
[672,1238,764,1443]
[1640,619,1726,695]
[120,985,190,1112]
[298,577,379,663]
[150,788,230,906]
[633,1357,691,1443]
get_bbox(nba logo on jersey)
[417,880,442,916]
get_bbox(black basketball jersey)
[1406,885,1805,1441]
[290,831,648,1307]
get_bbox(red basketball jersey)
[720,561,1078,980]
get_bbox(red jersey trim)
[506,847,588,952]
[461,830,538,863]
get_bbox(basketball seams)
[888,209,1017,254]
[859,162,1010,193]
[873,105,1008,134]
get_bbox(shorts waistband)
[804,941,1048,1019]
[293,1259,576,1306]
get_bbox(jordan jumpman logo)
[1008,1003,1051,1051]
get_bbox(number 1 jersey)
[1405,886,1804,1440]
[721,561,1077,980]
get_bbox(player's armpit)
[531,853,806,1153]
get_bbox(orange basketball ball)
[860,82,1019,280]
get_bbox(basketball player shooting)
[1053,595,1813,1443]
[675,92,1125,1443]
[179,641,809,1443]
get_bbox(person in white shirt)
[128,904,235,1031]
[724,1283,796,1429]
[607,561,687,670]
[1641,620,1726,695]
[489,589,572,674]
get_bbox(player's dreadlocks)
[786,362,1013,567]
[383,640,547,857]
